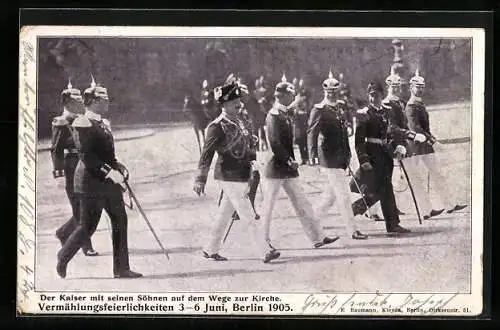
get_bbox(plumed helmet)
[322,69,340,91]
[60,78,83,105]
[83,74,109,106]
[385,66,402,87]
[409,69,425,87]
[214,80,244,104]
[274,73,295,96]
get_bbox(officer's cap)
[409,69,425,87]
[214,80,244,103]
[367,81,384,95]
[83,74,109,106]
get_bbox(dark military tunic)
[58,113,132,275]
[405,95,435,155]
[382,94,411,158]
[292,92,310,162]
[51,114,93,251]
[307,100,351,169]
[351,104,402,231]
[264,103,299,179]
[195,114,257,185]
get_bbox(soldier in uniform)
[253,76,270,151]
[183,92,209,155]
[291,78,311,165]
[350,82,413,234]
[404,70,468,218]
[52,80,98,257]
[56,77,142,279]
[201,79,221,121]
[193,79,275,263]
[307,71,368,240]
[260,75,339,254]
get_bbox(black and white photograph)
[18,25,485,316]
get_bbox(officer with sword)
[56,76,143,279]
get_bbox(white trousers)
[204,180,266,256]
[261,177,325,247]
[316,168,357,236]
[403,152,460,214]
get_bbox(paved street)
[35,103,473,293]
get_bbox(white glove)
[414,133,427,143]
[106,169,125,184]
[395,145,407,157]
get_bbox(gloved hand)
[193,181,205,196]
[394,145,407,159]
[116,162,130,181]
[287,158,299,171]
[347,126,353,137]
[361,162,373,171]
[107,169,125,185]
[414,133,427,143]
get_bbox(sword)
[398,158,422,225]
[348,165,373,219]
[124,181,170,260]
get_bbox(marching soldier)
[193,79,273,263]
[261,75,339,255]
[56,76,142,279]
[307,71,368,240]
[253,76,270,151]
[350,82,412,234]
[52,80,98,257]
[404,70,467,218]
[291,83,311,165]
[201,79,221,121]
[183,93,209,155]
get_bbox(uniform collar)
[62,109,78,119]
[409,95,423,104]
[85,110,102,121]
[221,112,240,126]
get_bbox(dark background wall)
[37,37,471,138]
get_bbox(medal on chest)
[220,120,249,160]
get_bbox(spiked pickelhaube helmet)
[83,74,109,106]
[322,69,341,91]
[409,69,425,87]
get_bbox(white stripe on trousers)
[204,180,266,256]
[316,167,357,236]
[261,177,325,247]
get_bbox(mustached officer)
[260,74,339,258]
[350,82,411,234]
[52,79,98,256]
[56,76,142,279]
[307,70,368,240]
[404,70,467,219]
[193,79,272,263]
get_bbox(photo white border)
[18,26,485,316]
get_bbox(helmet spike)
[328,67,333,79]
[281,73,287,83]
[390,65,396,76]
[90,74,96,88]
[339,72,344,81]
[67,77,72,90]
[415,68,420,77]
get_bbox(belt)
[366,138,387,145]
[64,148,79,154]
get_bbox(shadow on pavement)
[278,241,449,251]
[96,246,203,256]
[268,251,407,265]
[145,268,275,280]
[366,226,459,239]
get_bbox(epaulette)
[268,107,280,115]
[72,116,92,128]
[52,116,68,126]
[102,118,111,128]
[313,101,325,109]
[355,107,370,121]
[406,96,423,106]
[336,99,346,105]
[206,114,224,128]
